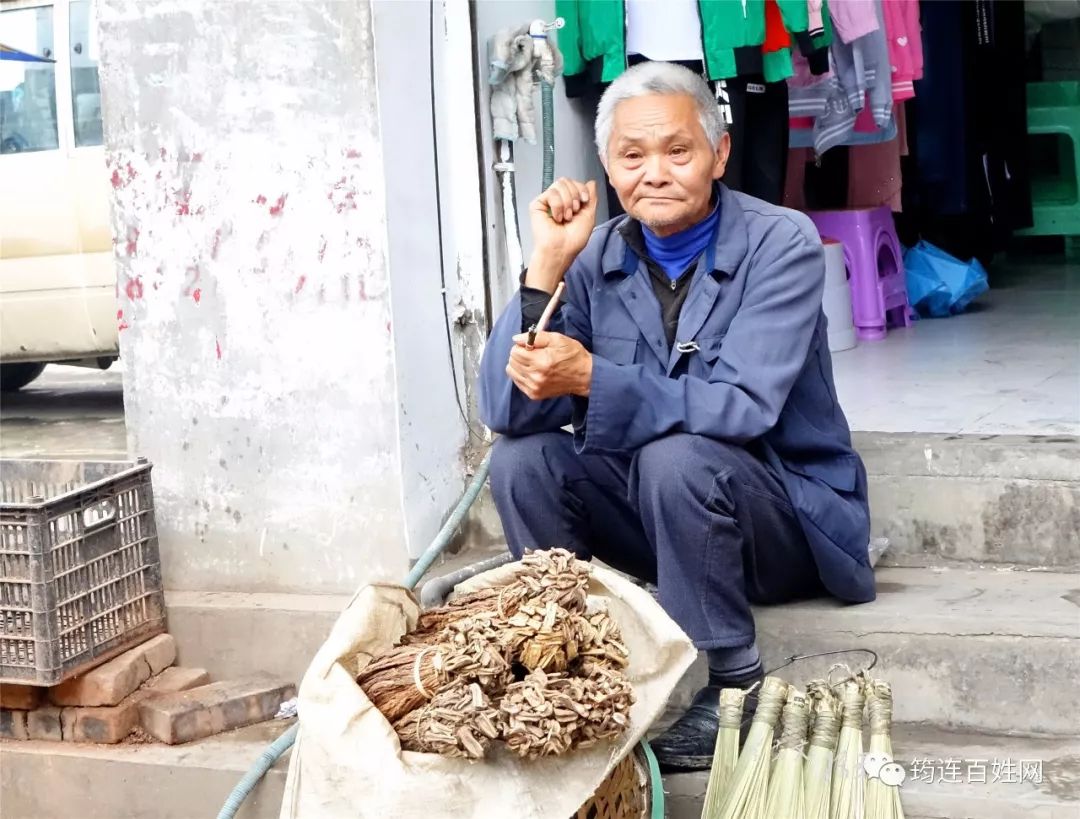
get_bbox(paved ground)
[0,364,127,460]
[832,254,1080,435]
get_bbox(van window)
[0,4,59,154]
[69,0,102,147]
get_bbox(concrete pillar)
[97,0,477,593]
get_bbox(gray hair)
[594,61,725,166]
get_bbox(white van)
[0,0,116,391]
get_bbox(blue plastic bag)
[902,241,989,318]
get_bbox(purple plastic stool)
[806,206,912,341]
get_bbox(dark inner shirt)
[520,219,701,352]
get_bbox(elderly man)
[477,61,874,771]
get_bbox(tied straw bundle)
[764,688,810,819]
[700,687,748,814]
[409,548,591,640]
[804,681,841,819]
[356,644,453,723]
[357,548,633,761]
[830,676,867,819]
[865,679,905,819]
[394,680,501,759]
[356,613,514,723]
[710,675,789,819]
[498,666,633,759]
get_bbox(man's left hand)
[506,332,592,400]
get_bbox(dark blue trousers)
[489,432,825,649]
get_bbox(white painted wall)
[472,0,609,314]
[98,0,478,591]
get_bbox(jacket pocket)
[592,335,639,365]
[688,334,726,378]
[785,453,860,493]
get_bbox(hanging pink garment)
[807,0,825,36]
[881,0,923,101]
[853,103,877,133]
[828,0,879,44]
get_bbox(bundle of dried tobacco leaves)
[395,681,501,759]
[356,549,633,761]
[498,667,632,759]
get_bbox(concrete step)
[0,721,290,819]
[462,432,1080,571]
[855,432,1080,571]
[663,724,1080,819]
[666,566,1080,737]
[163,545,503,683]
[167,564,1080,739]
[165,590,348,683]
[2,720,1076,818]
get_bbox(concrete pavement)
[0,364,126,460]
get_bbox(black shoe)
[651,675,764,774]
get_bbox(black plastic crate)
[0,459,166,685]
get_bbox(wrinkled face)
[605,93,729,237]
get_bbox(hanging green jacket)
[556,0,833,88]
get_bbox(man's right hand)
[525,178,598,293]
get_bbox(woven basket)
[573,748,650,819]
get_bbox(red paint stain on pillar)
[269,194,288,216]
[159,147,167,160]
[345,148,361,159]
[125,226,140,256]
[117,309,130,332]
[191,152,203,162]
[255,194,267,205]
[110,169,123,189]
[192,288,202,304]
[175,188,192,216]
[125,277,144,300]
[295,275,307,294]
[126,162,137,181]
[215,338,222,360]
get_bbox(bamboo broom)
[804,681,841,819]
[700,687,748,816]
[865,679,905,819]
[829,677,867,819]
[764,688,810,819]
[709,676,789,819]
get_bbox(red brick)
[61,700,139,744]
[0,709,29,740]
[50,634,177,707]
[138,678,295,745]
[55,666,209,744]
[0,684,42,710]
[141,633,178,675]
[26,706,63,741]
[146,666,210,693]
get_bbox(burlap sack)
[280,562,696,819]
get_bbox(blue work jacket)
[479,184,875,604]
